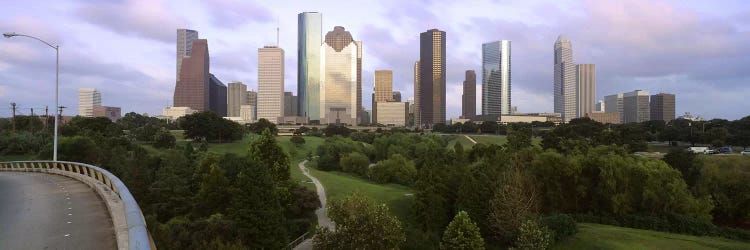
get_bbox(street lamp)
[3,32,60,162]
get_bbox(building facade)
[176,29,199,82]
[650,93,676,122]
[298,12,323,120]
[174,39,209,111]
[462,70,476,119]
[240,105,255,122]
[92,106,121,121]
[373,70,393,124]
[586,112,620,124]
[376,102,408,127]
[419,29,446,127]
[209,74,227,116]
[284,92,299,117]
[78,88,101,117]
[258,46,285,123]
[162,106,197,119]
[320,26,360,125]
[482,40,511,116]
[227,82,248,117]
[596,100,605,112]
[576,64,596,118]
[392,91,402,102]
[413,61,421,127]
[604,93,624,123]
[554,35,577,122]
[623,90,650,123]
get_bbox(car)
[706,149,717,154]
[742,150,750,156]
[717,147,733,154]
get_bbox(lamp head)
[3,32,17,38]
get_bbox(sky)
[0,0,749,120]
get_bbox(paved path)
[464,134,478,144]
[0,172,116,249]
[294,160,333,250]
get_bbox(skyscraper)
[596,100,605,112]
[576,64,596,117]
[284,92,299,116]
[298,12,323,120]
[413,61,421,127]
[78,88,101,117]
[604,93,624,123]
[392,91,402,102]
[623,90,650,123]
[320,26,360,125]
[227,82,248,117]
[208,74,227,116]
[176,29,199,81]
[373,70,393,124]
[419,29,446,127]
[247,89,257,120]
[258,46,285,123]
[462,70,476,119]
[554,35,576,122]
[355,41,363,124]
[650,93,676,122]
[482,40,511,115]
[174,39,210,111]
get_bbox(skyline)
[1,0,749,120]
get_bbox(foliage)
[290,135,306,146]
[539,214,578,243]
[513,219,552,250]
[370,154,417,186]
[314,192,405,249]
[506,126,532,151]
[440,211,486,250]
[193,164,230,217]
[181,112,244,142]
[152,128,176,148]
[248,118,278,135]
[696,155,750,228]
[323,124,352,137]
[340,151,370,177]
[248,129,290,183]
[315,136,364,171]
[489,165,539,242]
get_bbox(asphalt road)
[0,172,117,250]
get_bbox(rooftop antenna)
[276,17,280,47]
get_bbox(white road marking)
[67,213,72,216]
[67,207,72,210]
[64,234,70,237]
[67,221,72,224]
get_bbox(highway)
[0,172,116,250]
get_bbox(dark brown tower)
[174,39,209,111]
[462,70,476,119]
[419,29,446,127]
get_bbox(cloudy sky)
[1,0,748,120]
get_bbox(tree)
[440,211,485,250]
[313,192,405,249]
[663,148,701,187]
[489,166,539,242]
[514,219,552,250]
[153,129,176,148]
[193,164,230,217]
[181,112,244,142]
[340,151,370,176]
[248,129,290,183]
[290,135,306,146]
[506,127,532,151]
[370,154,417,185]
[248,118,278,135]
[324,124,352,137]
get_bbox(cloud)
[202,0,274,28]
[75,0,188,43]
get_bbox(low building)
[449,118,471,125]
[585,112,621,124]
[163,106,197,119]
[240,105,255,122]
[499,115,548,124]
[92,106,121,121]
[376,102,408,127]
[280,116,309,125]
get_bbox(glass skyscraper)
[481,40,511,116]
[554,35,576,122]
[418,29,446,127]
[320,26,360,125]
[297,12,322,120]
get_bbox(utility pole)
[11,102,17,134]
[30,108,34,116]
[58,106,66,124]
[44,106,49,129]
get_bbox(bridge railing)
[0,161,152,250]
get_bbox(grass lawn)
[446,134,476,148]
[553,223,750,250]
[0,154,38,162]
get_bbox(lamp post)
[4,32,59,162]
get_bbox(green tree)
[489,166,539,242]
[229,162,288,248]
[149,150,195,222]
[248,118,278,135]
[290,135,306,146]
[514,219,552,250]
[507,127,532,151]
[370,154,417,185]
[440,211,485,250]
[314,192,405,249]
[193,164,230,217]
[248,129,290,183]
[153,129,176,148]
[340,151,370,176]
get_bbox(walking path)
[293,160,333,250]
[464,134,478,144]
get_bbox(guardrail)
[282,232,310,250]
[0,161,152,250]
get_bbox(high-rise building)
[373,70,393,124]
[650,93,676,122]
[240,105,255,122]
[227,82,248,117]
[284,92,299,116]
[298,12,323,120]
[407,97,415,114]
[596,100,605,112]
[419,29,446,127]
[576,64,596,118]
[78,88,101,117]
[320,26,360,125]
[93,106,121,121]
[376,102,408,127]
[623,90,650,123]
[176,29,199,81]
[209,74,227,116]
[413,61,421,127]
[604,93,624,123]
[392,92,402,102]
[554,35,577,122]
[462,70,476,119]
[482,40,511,116]
[174,39,209,111]
[247,89,257,120]
[356,41,363,124]
[258,46,285,123]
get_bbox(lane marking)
[67,207,72,210]
[67,213,72,216]
[64,234,70,237]
[67,221,72,224]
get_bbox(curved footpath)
[0,172,116,249]
[294,160,333,250]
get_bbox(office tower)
[376,102,408,127]
[284,92,299,116]
[392,91,402,102]
[320,26,360,125]
[176,29,199,81]
[576,64,596,117]
[419,29,446,127]
[356,41,363,124]
[407,97,415,114]
[554,35,576,122]
[247,89,257,120]
[258,46,285,123]
[174,39,209,111]
[92,106,121,121]
[373,70,393,124]
[78,88,101,117]
[482,40,511,116]
[604,93,624,123]
[227,82,248,117]
[413,61,421,127]
[208,74,227,116]
[462,70,476,119]
[650,93,676,122]
[298,12,323,120]
[240,105,255,122]
[596,100,605,112]
[623,90,650,123]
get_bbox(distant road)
[0,172,116,250]
[464,135,478,144]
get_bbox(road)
[464,135,478,144]
[0,172,117,250]
[294,160,333,250]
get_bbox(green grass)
[0,154,38,162]
[553,223,750,250]
[446,134,476,148]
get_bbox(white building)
[553,35,577,122]
[162,106,197,119]
[240,105,255,122]
[257,46,285,123]
[78,88,101,117]
[320,26,360,125]
[376,102,408,127]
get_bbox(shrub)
[290,136,305,146]
[153,129,176,149]
[513,219,552,250]
[340,152,370,177]
[540,214,578,242]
